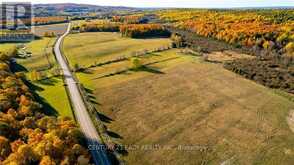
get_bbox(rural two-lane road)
[54,23,111,165]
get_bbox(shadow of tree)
[90,99,101,105]
[82,86,127,160]
[78,68,94,74]
[94,70,128,80]
[115,145,129,156]
[10,62,28,72]
[84,87,94,94]
[24,79,58,117]
[97,112,113,123]
[26,80,44,92]
[36,78,59,86]
[145,56,180,65]
[131,65,164,74]
[107,130,123,139]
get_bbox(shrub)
[44,32,56,38]
[130,58,142,70]
[171,33,186,48]
[224,56,294,93]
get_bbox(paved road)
[54,23,111,165]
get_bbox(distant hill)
[33,3,141,16]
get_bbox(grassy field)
[32,23,68,36]
[32,77,73,118]
[0,37,56,71]
[63,32,171,68]
[75,48,294,164]
[17,37,57,71]
[0,44,16,53]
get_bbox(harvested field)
[32,23,68,36]
[76,49,294,164]
[205,50,254,63]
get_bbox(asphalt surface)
[54,23,111,165]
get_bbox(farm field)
[17,37,57,71]
[32,23,68,36]
[74,47,294,164]
[0,44,16,54]
[32,77,73,118]
[63,32,172,68]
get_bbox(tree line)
[72,21,171,39]
[111,14,148,24]
[72,21,120,32]
[120,24,171,38]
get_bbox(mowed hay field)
[76,49,294,164]
[63,32,171,67]
[32,23,68,36]
[33,77,73,118]
[1,38,57,71]
[17,37,56,71]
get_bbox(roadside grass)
[76,49,294,164]
[63,32,171,68]
[34,77,73,118]
[32,23,68,37]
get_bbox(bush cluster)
[224,56,294,93]
[158,9,294,55]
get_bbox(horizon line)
[30,2,294,9]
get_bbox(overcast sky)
[2,0,294,8]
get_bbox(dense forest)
[72,20,120,32]
[0,47,90,164]
[111,14,148,24]
[72,20,170,38]
[158,9,294,55]
[120,24,170,38]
